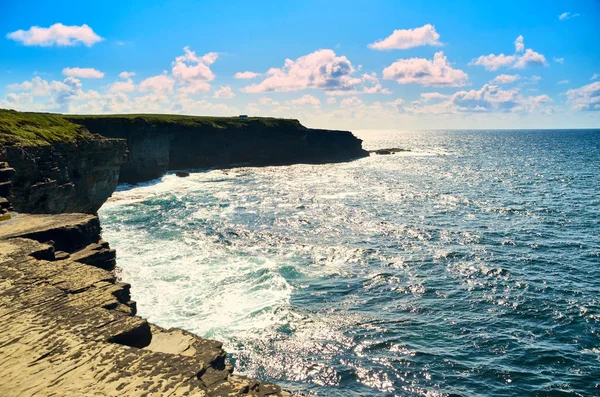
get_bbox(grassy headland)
[0,109,91,146]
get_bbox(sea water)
[99,130,600,396]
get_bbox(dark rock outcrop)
[369,147,411,155]
[0,138,126,214]
[67,116,368,184]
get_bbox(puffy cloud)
[258,97,280,106]
[212,86,235,98]
[514,35,524,53]
[566,81,600,111]
[291,94,321,106]
[513,49,547,68]
[557,80,570,85]
[119,71,136,79]
[470,36,547,70]
[490,74,520,84]
[234,71,260,79]
[178,81,211,94]
[341,96,363,106]
[62,67,105,79]
[6,23,102,47]
[109,79,135,93]
[407,84,552,114]
[553,57,564,64]
[172,47,218,82]
[242,49,361,93]
[368,24,442,50]
[2,75,101,112]
[326,97,337,104]
[382,52,468,87]
[558,12,579,21]
[139,73,175,95]
[470,54,516,71]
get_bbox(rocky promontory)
[66,114,368,184]
[0,108,369,396]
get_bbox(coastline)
[0,110,369,396]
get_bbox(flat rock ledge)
[0,212,292,396]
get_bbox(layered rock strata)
[0,138,127,214]
[0,211,290,396]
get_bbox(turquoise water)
[99,130,600,396]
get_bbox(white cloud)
[177,80,211,94]
[258,97,280,106]
[566,81,600,111]
[6,23,103,47]
[557,80,570,85]
[407,84,552,115]
[382,51,468,87]
[326,97,337,104]
[514,35,524,53]
[119,71,136,79]
[420,92,449,101]
[212,86,235,98]
[553,57,564,64]
[172,47,218,82]
[242,49,361,94]
[234,71,260,79]
[470,36,547,70]
[490,74,521,84]
[470,54,516,71]
[2,75,102,112]
[591,73,600,81]
[109,79,135,93]
[341,96,363,106]
[109,71,136,93]
[558,12,579,21]
[62,67,104,79]
[139,73,175,95]
[513,49,547,68]
[368,24,442,50]
[291,94,321,106]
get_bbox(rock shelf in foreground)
[0,212,290,396]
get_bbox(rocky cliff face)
[67,116,368,184]
[0,138,126,214]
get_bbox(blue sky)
[1,0,599,129]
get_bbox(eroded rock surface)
[0,212,291,396]
[0,138,127,214]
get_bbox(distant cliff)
[66,114,369,184]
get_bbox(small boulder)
[175,171,190,177]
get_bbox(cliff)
[0,109,127,214]
[66,114,368,184]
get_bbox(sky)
[1,0,599,130]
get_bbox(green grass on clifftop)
[66,113,303,129]
[1,109,305,146]
[0,109,91,146]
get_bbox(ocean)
[98,129,600,396]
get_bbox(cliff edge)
[66,114,368,184]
